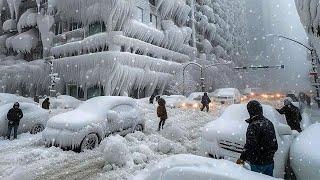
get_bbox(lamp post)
[266,34,320,108]
[182,62,230,95]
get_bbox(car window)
[111,104,133,114]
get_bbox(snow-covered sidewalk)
[0,102,216,180]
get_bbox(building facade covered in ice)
[0,0,248,99]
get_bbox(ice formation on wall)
[55,0,134,32]
[17,9,38,33]
[6,29,39,53]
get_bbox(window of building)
[87,85,101,99]
[150,14,158,28]
[54,22,63,35]
[67,84,78,98]
[135,7,144,22]
[69,22,82,31]
[88,21,106,36]
[149,0,155,6]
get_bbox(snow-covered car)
[290,124,320,180]
[160,95,187,108]
[211,88,241,104]
[0,93,35,106]
[176,92,206,109]
[0,102,49,136]
[42,96,145,151]
[130,154,279,180]
[201,104,293,178]
[40,95,82,109]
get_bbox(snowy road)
[0,102,218,180]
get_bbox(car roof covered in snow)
[130,154,278,180]
[0,93,34,106]
[219,103,285,124]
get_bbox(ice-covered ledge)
[51,31,190,63]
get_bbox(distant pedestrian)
[157,98,167,131]
[33,95,39,103]
[277,98,302,132]
[6,102,23,140]
[237,100,278,177]
[149,93,156,104]
[42,98,50,110]
[201,93,211,112]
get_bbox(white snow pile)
[130,154,279,180]
[0,93,34,106]
[102,135,132,167]
[40,95,82,109]
[160,121,187,142]
[290,123,320,180]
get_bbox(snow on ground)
[0,99,216,180]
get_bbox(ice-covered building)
[0,0,248,99]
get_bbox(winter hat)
[13,102,20,108]
[284,98,293,106]
[247,100,263,117]
[158,98,166,106]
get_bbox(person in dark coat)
[42,98,50,109]
[157,98,167,131]
[6,102,23,140]
[33,95,39,103]
[149,93,156,104]
[237,100,278,177]
[201,92,211,112]
[277,98,302,132]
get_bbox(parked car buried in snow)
[210,88,241,104]
[201,104,294,178]
[290,123,320,180]
[130,154,279,180]
[0,93,35,106]
[160,95,187,108]
[42,96,145,152]
[0,102,49,136]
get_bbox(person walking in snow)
[277,98,302,132]
[6,102,23,140]
[200,92,211,112]
[237,100,278,177]
[149,93,156,104]
[42,98,50,110]
[157,98,167,131]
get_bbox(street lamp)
[266,34,320,108]
[182,62,230,95]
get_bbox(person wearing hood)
[201,92,211,112]
[277,98,302,132]
[157,98,167,131]
[6,102,23,140]
[42,98,50,110]
[237,100,278,177]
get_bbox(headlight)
[182,103,186,107]
[193,103,198,108]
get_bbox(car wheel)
[134,124,144,132]
[30,124,45,134]
[80,133,99,151]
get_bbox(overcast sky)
[245,0,312,93]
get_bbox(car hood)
[202,118,247,143]
[46,110,103,131]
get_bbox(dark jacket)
[201,95,211,105]
[277,104,302,132]
[7,107,23,126]
[42,99,50,109]
[157,99,167,120]
[240,101,278,165]
[149,94,156,104]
